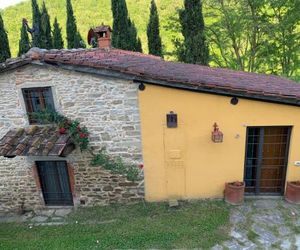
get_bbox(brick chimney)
[88,25,112,49]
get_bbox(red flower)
[138,164,144,169]
[79,133,87,139]
[59,128,66,134]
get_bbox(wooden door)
[244,127,291,195]
[164,128,186,199]
[37,161,73,206]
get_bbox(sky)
[0,0,25,9]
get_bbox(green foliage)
[91,149,140,182]
[2,0,181,58]
[31,0,42,47]
[0,13,11,62]
[30,109,138,181]
[52,17,64,49]
[176,0,209,65]
[66,0,85,48]
[73,31,86,48]
[40,2,53,49]
[18,23,30,56]
[111,0,142,52]
[206,0,300,76]
[147,0,163,57]
[263,0,300,76]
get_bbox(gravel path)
[213,199,300,249]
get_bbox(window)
[22,87,55,124]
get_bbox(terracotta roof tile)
[0,126,75,157]
[26,48,298,102]
[1,47,299,104]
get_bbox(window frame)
[22,87,55,124]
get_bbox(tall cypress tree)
[74,32,86,48]
[147,0,162,57]
[128,19,142,52]
[66,0,85,48]
[18,24,31,56]
[52,17,64,49]
[177,0,209,65]
[31,0,42,47]
[0,13,11,62]
[111,0,142,52]
[40,1,52,49]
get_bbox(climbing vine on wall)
[30,110,141,182]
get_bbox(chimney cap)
[87,25,112,45]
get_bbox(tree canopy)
[175,0,209,65]
[18,23,31,56]
[111,0,142,52]
[147,0,163,57]
[52,17,64,49]
[0,13,11,62]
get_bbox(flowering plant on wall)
[30,110,141,182]
[30,110,89,151]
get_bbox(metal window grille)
[244,127,291,195]
[22,87,55,124]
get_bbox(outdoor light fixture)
[230,97,239,105]
[211,122,223,143]
[138,83,145,91]
[167,111,177,128]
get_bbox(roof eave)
[41,61,300,108]
[0,58,32,74]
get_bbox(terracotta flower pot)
[224,181,245,205]
[285,181,300,204]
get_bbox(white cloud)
[0,0,26,9]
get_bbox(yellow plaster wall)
[138,84,300,201]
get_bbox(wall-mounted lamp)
[138,83,145,91]
[230,97,239,105]
[167,111,177,128]
[211,122,223,143]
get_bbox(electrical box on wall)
[294,161,300,166]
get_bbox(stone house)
[1,26,300,212]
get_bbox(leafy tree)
[40,2,53,49]
[147,0,163,57]
[206,0,267,72]
[18,23,31,56]
[66,0,85,48]
[31,0,42,47]
[206,0,299,76]
[263,0,300,76]
[111,0,142,52]
[52,17,64,49]
[176,0,209,65]
[0,13,11,62]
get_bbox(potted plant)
[285,181,300,204]
[224,181,245,205]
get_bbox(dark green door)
[37,161,73,206]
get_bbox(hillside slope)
[1,0,182,57]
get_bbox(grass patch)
[0,200,229,249]
[247,230,259,242]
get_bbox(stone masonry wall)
[0,64,144,212]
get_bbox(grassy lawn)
[0,201,230,249]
